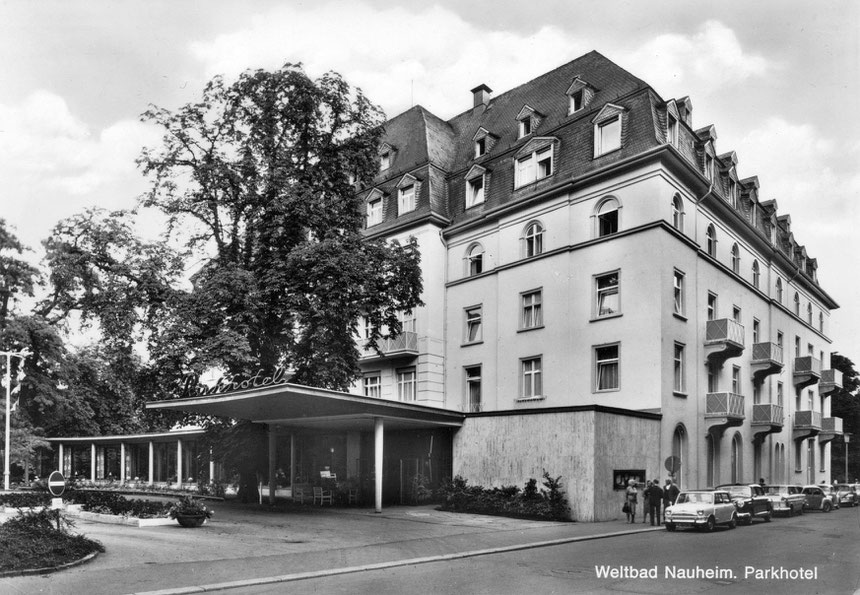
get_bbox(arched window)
[523,221,544,258]
[752,260,760,288]
[595,197,620,237]
[794,292,800,316]
[775,278,783,303]
[706,224,717,257]
[807,303,813,325]
[465,244,484,277]
[731,433,743,484]
[672,425,686,489]
[731,243,740,274]
[671,194,684,232]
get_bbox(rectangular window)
[516,146,553,187]
[752,319,760,344]
[464,306,482,343]
[398,310,416,333]
[707,365,718,392]
[570,90,584,113]
[705,153,714,181]
[732,305,741,323]
[363,316,375,339]
[366,199,382,226]
[380,152,390,170]
[396,368,416,402]
[466,176,484,207]
[521,290,543,329]
[673,343,685,393]
[595,344,619,391]
[808,389,814,410]
[707,293,717,321]
[732,366,741,394]
[466,366,482,412]
[777,331,784,349]
[807,343,814,357]
[398,184,415,214]
[474,138,486,158]
[363,374,381,398]
[795,336,801,357]
[596,272,620,317]
[777,381,784,407]
[596,116,622,156]
[521,357,542,398]
[673,270,685,315]
[519,118,532,138]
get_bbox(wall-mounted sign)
[179,367,291,398]
[613,469,646,490]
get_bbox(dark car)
[715,483,773,524]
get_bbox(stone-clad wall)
[453,408,660,521]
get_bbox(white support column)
[58,443,64,474]
[268,426,277,505]
[120,443,126,483]
[148,441,154,485]
[209,449,215,484]
[290,434,296,490]
[176,439,183,488]
[90,444,96,482]
[374,417,384,513]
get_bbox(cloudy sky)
[1,0,858,359]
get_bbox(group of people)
[624,478,679,525]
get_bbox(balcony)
[818,416,844,444]
[704,319,745,367]
[819,369,843,396]
[359,331,419,362]
[750,342,784,383]
[705,391,745,436]
[751,403,784,439]
[792,356,821,390]
[792,409,822,441]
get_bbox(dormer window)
[667,113,678,146]
[398,184,415,214]
[472,127,497,159]
[519,118,532,138]
[465,165,487,208]
[705,153,714,181]
[592,104,626,158]
[366,198,382,226]
[566,77,595,115]
[380,151,390,170]
[515,140,554,188]
[475,137,486,158]
[516,105,541,139]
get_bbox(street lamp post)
[845,434,851,484]
[2,349,30,491]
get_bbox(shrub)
[436,471,571,522]
[0,492,52,508]
[0,509,104,573]
[65,490,172,518]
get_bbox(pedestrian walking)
[648,478,663,526]
[625,479,638,523]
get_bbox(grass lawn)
[0,515,103,574]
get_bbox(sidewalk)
[0,501,663,595]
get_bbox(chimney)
[471,84,492,109]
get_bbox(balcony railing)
[793,356,822,377]
[793,410,822,430]
[705,319,745,346]
[752,342,783,365]
[820,369,844,394]
[706,392,745,418]
[360,331,419,360]
[822,417,843,434]
[752,403,784,425]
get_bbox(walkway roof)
[145,382,465,432]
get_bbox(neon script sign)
[179,367,290,398]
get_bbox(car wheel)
[764,508,772,522]
[823,502,832,513]
[666,523,676,532]
[743,515,753,526]
[728,513,737,529]
[704,516,715,532]
[787,507,794,517]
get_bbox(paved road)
[227,506,860,595]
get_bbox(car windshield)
[765,486,788,495]
[835,484,852,491]
[677,492,713,504]
[720,486,747,497]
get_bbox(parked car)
[664,490,738,532]
[715,483,773,524]
[821,485,841,509]
[834,484,857,508]
[763,484,806,516]
[801,485,833,512]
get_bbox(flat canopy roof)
[145,382,465,432]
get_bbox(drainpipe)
[692,182,714,489]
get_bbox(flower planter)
[175,513,207,527]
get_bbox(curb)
[0,550,100,578]
[128,525,663,595]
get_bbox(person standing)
[648,478,663,526]
[625,479,638,523]
[642,480,651,524]
[663,478,679,510]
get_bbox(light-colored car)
[834,484,856,508]
[664,490,738,532]
[821,485,841,509]
[764,484,806,516]
[801,485,834,512]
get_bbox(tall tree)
[830,353,860,481]
[137,64,422,388]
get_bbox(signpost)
[664,456,681,479]
[47,471,66,497]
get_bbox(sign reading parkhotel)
[179,367,290,398]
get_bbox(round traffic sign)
[664,456,681,474]
[47,471,66,497]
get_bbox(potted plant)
[168,495,213,527]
